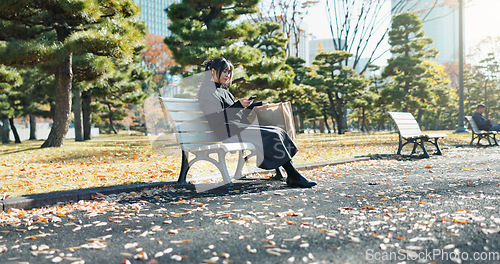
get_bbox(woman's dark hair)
[203,57,233,85]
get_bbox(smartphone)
[249,95,257,100]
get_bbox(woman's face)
[212,67,232,85]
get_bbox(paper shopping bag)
[248,102,296,140]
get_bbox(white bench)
[465,116,498,146]
[159,97,257,186]
[388,112,447,158]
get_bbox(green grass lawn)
[0,131,471,198]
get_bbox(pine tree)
[306,51,369,134]
[165,0,260,73]
[0,65,22,143]
[17,68,53,140]
[0,0,146,147]
[91,61,150,134]
[382,12,439,121]
[165,0,293,101]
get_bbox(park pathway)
[0,146,499,263]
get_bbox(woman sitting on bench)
[197,57,316,188]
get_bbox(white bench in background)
[388,112,447,158]
[159,97,257,186]
[465,116,498,146]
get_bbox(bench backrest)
[388,112,422,138]
[160,97,220,150]
[465,116,482,133]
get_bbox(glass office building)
[392,0,458,64]
[134,0,178,36]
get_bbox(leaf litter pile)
[0,132,468,198]
[1,144,499,263]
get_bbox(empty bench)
[388,112,447,158]
[465,116,498,146]
[159,97,257,186]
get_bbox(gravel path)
[0,146,499,264]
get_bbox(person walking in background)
[197,57,316,188]
[472,104,500,131]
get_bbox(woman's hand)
[239,98,254,108]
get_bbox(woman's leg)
[282,161,317,188]
[270,167,285,181]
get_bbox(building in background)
[134,0,178,36]
[392,0,459,65]
[308,38,373,75]
[285,22,309,63]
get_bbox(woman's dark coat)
[197,82,297,170]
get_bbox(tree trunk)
[416,109,423,125]
[361,107,367,132]
[322,109,331,133]
[292,105,301,134]
[1,119,9,143]
[72,88,84,141]
[433,111,441,130]
[337,107,347,135]
[41,54,73,148]
[9,118,21,143]
[335,97,347,134]
[82,90,92,140]
[107,104,118,134]
[29,115,37,140]
[378,114,386,131]
[297,105,305,133]
[331,118,337,134]
[484,81,489,119]
[326,90,343,134]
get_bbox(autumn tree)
[0,0,146,147]
[419,61,455,129]
[141,34,177,93]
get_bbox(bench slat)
[174,122,212,132]
[163,102,203,112]
[168,112,207,122]
[182,142,256,152]
[160,97,198,103]
[465,116,482,133]
[175,132,220,144]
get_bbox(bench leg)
[470,134,476,145]
[494,134,499,146]
[487,135,492,145]
[177,150,190,185]
[397,137,404,155]
[216,150,233,186]
[430,138,443,155]
[418,138,430,158]
[410,141,418,156]
[233,150,246,180]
